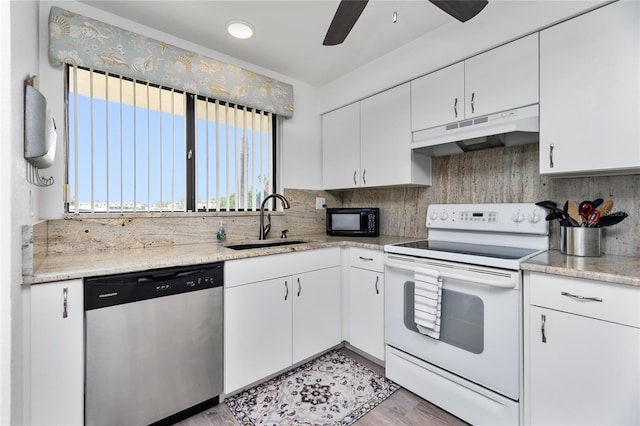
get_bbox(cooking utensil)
[536,200,559,211]
[537,200,572,226]
[579,201,602,226]
[597,211,628,227]
[599,199,614,217]
[545,211,565,222]
[567,201,583,226]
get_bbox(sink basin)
[225,240,307,250]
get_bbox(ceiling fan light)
[227,20,254,39]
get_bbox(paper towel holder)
[24,76,55,187]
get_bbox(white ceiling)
[76,0,460,87]
[77,1,608,88]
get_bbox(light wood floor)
[175,348,468,426]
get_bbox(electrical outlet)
[316,197,326,210]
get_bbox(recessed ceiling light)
[227,20,254,39]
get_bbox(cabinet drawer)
[350,248,383,272]
[226,247,340,287]
[528,272,640,328]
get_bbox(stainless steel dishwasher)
[84,262,223,426]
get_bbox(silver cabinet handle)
[470,92,475,114]
[374,275,380,295]
[454,97,458,118]
[359,256,374,261]
[561,291,602,303]
[63,287,68,319]
[362,169,366,185]
[297,277,301,297]
[284,281,289,301]
[549,144,554,168]
[541,314,547,343]
[353,170,357,185]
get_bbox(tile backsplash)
[336,143,639,257]
[43,143,639,257]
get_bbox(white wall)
[37,0,323,221]
[318,0,609,114]
[2,2,40,424]
[0,2,11,422]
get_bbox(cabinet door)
[528,306,640,425]
[31,280,84,426]
[349,267,384,360]
[411,62,465,131]
[539,1,640,175]
[322,102,361,189]
[360,83,412,187]
[465,33,538,118]
[225,277,292,393]
[292,267,341,363]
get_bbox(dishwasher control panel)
[84,262,223,310]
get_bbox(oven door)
[384,253,522,400]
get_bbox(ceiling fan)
[323,0,489,46]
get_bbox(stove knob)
[512,212,525,223]
[440,211,449,221]
[528,211,541,223]
[429,211,439,221]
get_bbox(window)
[66,65,276,213]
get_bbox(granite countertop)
[26,234,409,284]
[27,236,640,287]
[522,250,640,287]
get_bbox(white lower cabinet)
[30,279,84,426]
[348,248,384,361]
[524,272,640,425]
[292,267,341,364]
[224,248,341,393]
[224,276,293,394]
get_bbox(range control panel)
[426,203,548,234]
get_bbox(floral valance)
[48,6,294,118]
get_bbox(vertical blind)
[67,65,274,213]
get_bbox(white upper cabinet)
[464,33,539,119]
[411,33,539,132]
[539,1,640,176]
[322,102,360,189]
[360,83,431,188]
[323,83,431,190]
[411,62,465,132]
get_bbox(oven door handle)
[385,260,517,289]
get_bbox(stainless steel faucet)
[259,193,290,240]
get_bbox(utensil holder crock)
[560,226,602,257]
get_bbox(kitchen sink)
[225,240,307,250]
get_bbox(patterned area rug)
[225,350,400,425]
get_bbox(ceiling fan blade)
[323,0,369,46]
[429,0,488,23]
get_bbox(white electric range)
[384,203,549,426]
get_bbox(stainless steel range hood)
[411,104,539,156]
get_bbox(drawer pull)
[541,314,547,343]
[561,291,603,303]
[359,256,374,261]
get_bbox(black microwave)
[326,208,379,237]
